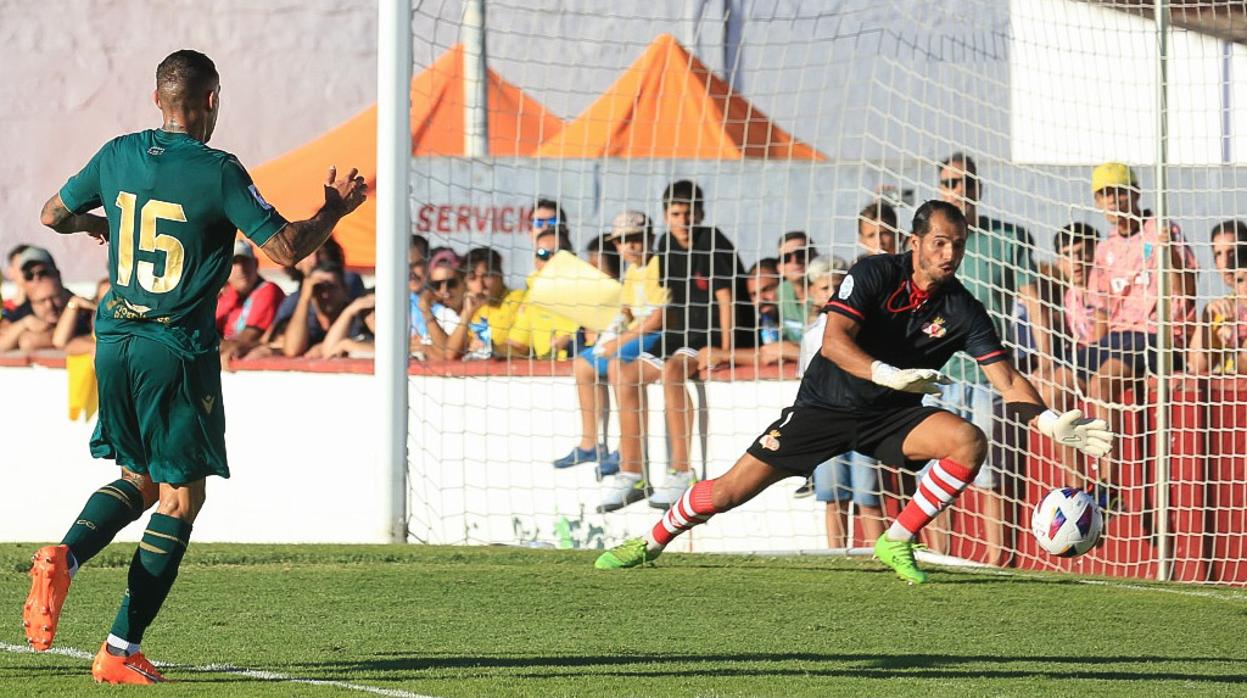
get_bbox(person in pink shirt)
[215,240,286,363]
[1080,162,1197,499]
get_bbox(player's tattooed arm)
[39,194,109,243]
[261,166,367,267]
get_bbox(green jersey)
[943,215,1034,384]
[59,129,287,358]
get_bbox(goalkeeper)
[596,200,1114,584]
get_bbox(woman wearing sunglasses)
[414,253,469,361]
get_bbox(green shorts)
[90,335,229,484]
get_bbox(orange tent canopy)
[248,44,564,268]
[534,34,825,161]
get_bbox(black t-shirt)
[796,252,1007,411]
[656,226,745,348]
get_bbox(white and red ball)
[1031,487,1103,558]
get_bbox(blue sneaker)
[553,445,599,469]
[595,450,620,480]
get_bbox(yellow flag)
[526,251,623,332]
[66,352,98,421]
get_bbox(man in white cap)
[214,239,285,362]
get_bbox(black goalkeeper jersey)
[796,252,1008,411]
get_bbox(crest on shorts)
[758,429,782,451]
[922,316,947,338]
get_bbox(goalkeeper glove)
[869,360,952,395]
[1037,408,1114,458]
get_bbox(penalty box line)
[0,642,436,698]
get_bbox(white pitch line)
[0,642,436,698]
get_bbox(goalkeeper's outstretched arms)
[981,360,1115,458]
[820,309,952,395]
[261,166,367,267]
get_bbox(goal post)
[387,0,1247,585]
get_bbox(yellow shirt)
[470,288,526,353]
[620,256,670,329]
[508,275,580,359]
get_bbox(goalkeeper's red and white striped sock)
[887,458,976,542]
[644,479,718,553]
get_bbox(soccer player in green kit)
[24,49,367,684]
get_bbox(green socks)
[61,479,147,568]
[109,513,193,645]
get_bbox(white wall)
[0,366,389,543]
[1011,0,1244,165]
[0,365,828,550]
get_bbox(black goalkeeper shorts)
[745,404,947,476]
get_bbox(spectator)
[1210,220,1247,286]
[600,180,743,513]
[322,292,377,358]
[455,246,524,360]
[275,235,364,329]
[696,258,801,371]
[0,272,85,353]
[1024,224,1104,401]
[411,232,430,266]
[857,200,899,257]
[927,152,1034,565]
[792,256,886,547]
[6,245,60,323]
[776,230,818,341]
[1016,223,1105,488]
[506,228,579,359]
[216,240,286,363]
[1189,246,1247,374]
[1083,162,1197,458]
[413,255,471,361]
[529,197,570,245]
[281,261,355,358]
[585,232,621,280]
[54,278,109,356]
[554,211,667,473]
[3,244,33,322]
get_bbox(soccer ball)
[1031,487,1103,558]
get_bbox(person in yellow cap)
[1079,162,1197,506]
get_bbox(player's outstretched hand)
[324,166,368,216]
[870,360,952,395]
[1038,408,1114,458]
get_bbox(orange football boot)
[91,644,169,684]
[23,544,72,651]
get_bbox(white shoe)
[648,470,695,510]
[596,474,649,513]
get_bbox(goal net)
[402,0,1247,585]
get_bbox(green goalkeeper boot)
[594,538,660,569]
[874,534,928,585]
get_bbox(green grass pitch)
[3,544,1246,696]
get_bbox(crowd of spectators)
[4,154,1244,553]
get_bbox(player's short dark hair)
[780,230,811,246]
[750,257,780,277]
[858,200,898,232]
[1053,222,1100,251]
[156,50,219,106]
[7,244,29,264]
[911,200,966,237]
[463,246,503,275]
[939,152,980,197]
[662,180,705,212]
[1211,219,1247,243]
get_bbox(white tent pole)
[377,0,412,544]
[463,0,488,158]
